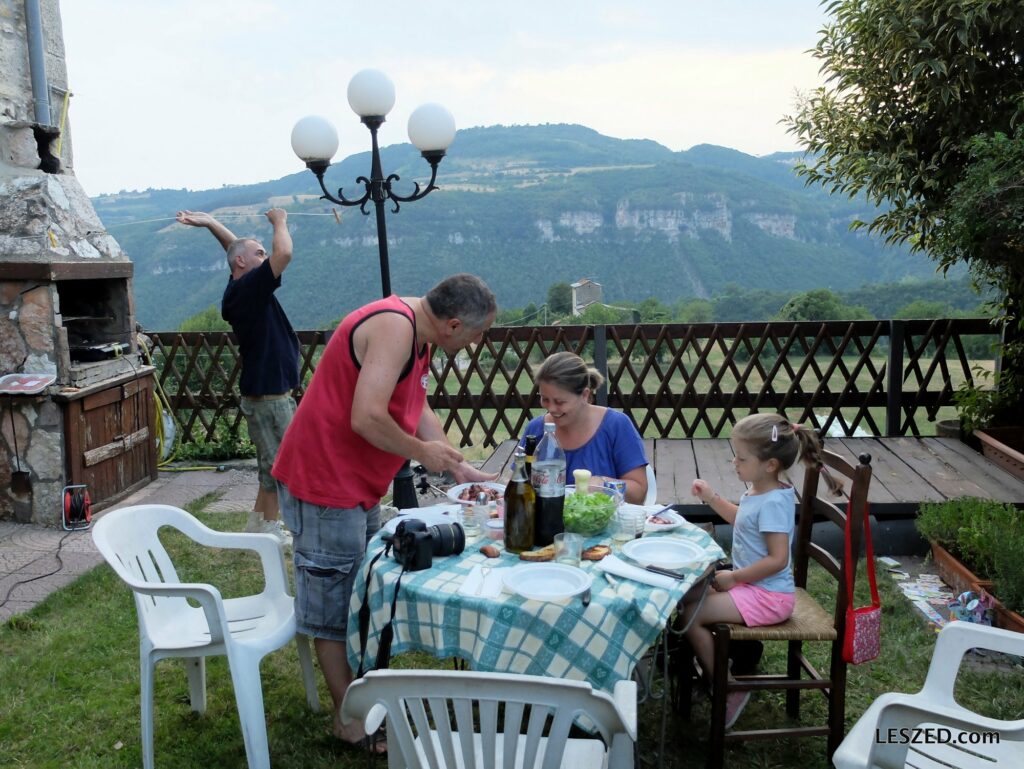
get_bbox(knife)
[644,564,688,580]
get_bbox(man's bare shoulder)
[351,308,415,360]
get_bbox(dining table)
[346,505,725,694]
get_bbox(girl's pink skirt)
[728,583,795,626]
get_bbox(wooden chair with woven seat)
[684,448,873,769]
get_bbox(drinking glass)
[611,506,644,546]
[554,532,583,566]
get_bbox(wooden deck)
[480,437,1024,521]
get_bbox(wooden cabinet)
[60,369,158,510]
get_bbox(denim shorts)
[278,482,381,641]
[239,395,295,491]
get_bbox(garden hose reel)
[62,485,92,531]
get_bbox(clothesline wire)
[1,211,340,239]
[105,212,338,229]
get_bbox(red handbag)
[842,501,881,664]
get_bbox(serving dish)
[446,482,506,505]
[644,509,685,533]
[562,485,620,536]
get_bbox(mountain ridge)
[92,123,949,330]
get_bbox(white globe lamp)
[290,115,339,170]
[347,69,396,119]
[408,102,456,156]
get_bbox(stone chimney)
[1,0,156,524]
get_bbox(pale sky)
[59,0,830,196]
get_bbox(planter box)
[930,540,980,597]
[929,540,1024,633]
[975,427,1024,481]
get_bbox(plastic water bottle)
[531,422,566,546]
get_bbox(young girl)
[683,413,841,729]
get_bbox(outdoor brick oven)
[1,0,156,525]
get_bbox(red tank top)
[272,296,430,509]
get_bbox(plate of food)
[644,509,685,533]
[446,481,506,505]
[621,537,704,570]
[502,563,592,602]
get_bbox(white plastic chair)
[342,669,638,769]
[92,504,319,769]
[644,464,658,505]
[833,622,1024,769]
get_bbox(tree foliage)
[776,289,872,321]
[178,305,230,332]
[785,0,1024,250]
[547,283,572,315]
[939,128,1024,427]
[785,0,1024,425]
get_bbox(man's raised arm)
[176,210,236,252]
[265,208,293,278]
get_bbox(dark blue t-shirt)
[221,259,299,396]
[519,410,648,479]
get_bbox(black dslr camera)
[383,518,466,571]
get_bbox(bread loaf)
[518,544,555,562]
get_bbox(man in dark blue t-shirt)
[176,208,299,543]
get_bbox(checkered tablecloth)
[346,520,725,693]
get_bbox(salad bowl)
[562,484,621,536]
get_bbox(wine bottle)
[524,434,538,479]
[503,448,536,553]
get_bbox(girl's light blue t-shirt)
[730,486,796,593]
[519,410,648,480]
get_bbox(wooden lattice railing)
[149,318,998,447]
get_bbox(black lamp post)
[291,69,456,510]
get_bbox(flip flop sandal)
[363,726,388,757]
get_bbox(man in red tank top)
[272,273,496,748]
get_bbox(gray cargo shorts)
[277,481,381,641]
[239,395,295,492]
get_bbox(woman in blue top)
[519,351,649,503]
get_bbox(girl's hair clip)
[771,424,779,442]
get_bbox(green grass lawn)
[1,500,1021,769]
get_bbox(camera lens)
[428,522,465,557]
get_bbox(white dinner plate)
[502,563,593,602]
[644,509,685,533]
[446,482,506,505]
[382,505,460,534]
[621,537,704,570]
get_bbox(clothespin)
[333,209,341,224]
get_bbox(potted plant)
[916,497,1024,632]
[955,370,1024,480]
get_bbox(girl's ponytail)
[794,425,844,496]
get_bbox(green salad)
[563,490,617,535]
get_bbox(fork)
[476,564,492,595]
